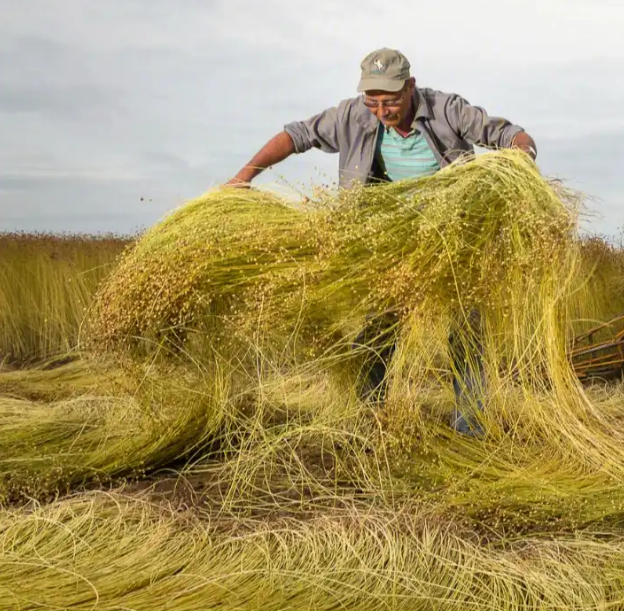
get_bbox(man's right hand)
[224,176,252,189]
[221,132,296,192]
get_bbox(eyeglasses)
[362,89,407,109]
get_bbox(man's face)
[363,79,414,128]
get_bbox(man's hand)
[224,176,252,189]
[222,132,297,191]
[511,132,538,160]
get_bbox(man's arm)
[226,131,296,187]
[445,94,537,159]
[225,105,341,187]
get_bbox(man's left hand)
[512,132,538,160]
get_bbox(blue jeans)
[354,310,485,437]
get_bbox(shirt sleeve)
[444,94,524,149]
[284,106,341,154]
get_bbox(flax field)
[4,151,624,609]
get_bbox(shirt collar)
[412,87,431,121]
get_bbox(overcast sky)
[1,0,623,235]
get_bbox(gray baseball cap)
[357,48,411,93]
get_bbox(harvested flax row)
[3,492,624,610]
[90,150,578,360]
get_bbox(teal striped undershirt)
[375,124,441,182]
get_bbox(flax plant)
[89,190,319,356]
[0,358,234,504]
[0,232,130,362]
[2,492,624,610]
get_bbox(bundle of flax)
[284,149,578,319]
[263,150,583,400]
[91,151,580,369]
[90,190,318,354]
[0,366,229,504]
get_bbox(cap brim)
[357,77,406,93]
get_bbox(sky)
[1,0,623,235]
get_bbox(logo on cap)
[372,59,387,74]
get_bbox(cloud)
[0,0,622,235]
[536,131,624,231]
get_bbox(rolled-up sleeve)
[284,106,340,154]
[444,94,524,149]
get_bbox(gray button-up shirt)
[284,87,525,189]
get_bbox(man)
[226,48,537,435]
[226,47,536,188]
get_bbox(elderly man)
[226,48,537,435]
[226,47,536,188]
